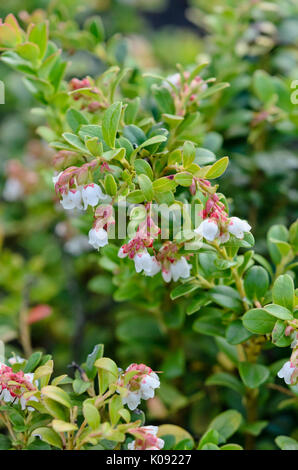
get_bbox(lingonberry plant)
[0,11,297,451]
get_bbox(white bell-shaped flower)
[277,361,295,385]
[61,188,83,210]
[194,218,220,242]
[88,227,108,250]
[228,217,251,239]
[122,390,142,411]
[133,250,161,277]
[82,183,107,210]
[140,372,160,400]
[170,257,191,282]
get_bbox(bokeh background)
[0,0,297,448]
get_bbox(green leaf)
[275,436,298,450]
[226,320,253,345]
[242,308,276,334]
[272,320,292,347]
[272,274,294,312]
[201,443,220,450]
[66,108,88,133]
[241,421,268,437]
[174,172,193,187]
[72,378,90,395]
[134,159,153,180]
[126,190,145,203]
[137,174,153,201]
[206,372,244,395]
[109,394,122,426]
[86,15,104,42]
[197,429,219,450]
[85,344,104,379]
[244,266,269,301]
[23,351,42,373]
[28,22,48,59]
[153,177,176,193]
[139,134,167,150]
[102,101,122,148]
[16,42,39,63]
[170,283,199,300]
[62,132,89,153]
[152,85,175,114]
[197,82,230,100]
[95,357,118,378]
[238,362,269,388]
[83,402,100,430]
[104,174,117,196]
[41,385,72,408]
[209,286,242,312]
[52,420,78,433]
[205,157,229,179]
[267,225,289,265]
[32,427,62,449]
[182,141,195,168]
[220,444,243,450]
[263,304,293,320]
[208,410,242,444]
[289,219,298,253]
[43,397,67,421]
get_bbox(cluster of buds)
[194,192,251,243]
[53,162,108,211]
[277,327,298,386]
[0,362,38,410]
[128,426,164,450]
[2,160,38,202]
[165,71,208,115]
[118,363,160,411]
[69,76,105,113]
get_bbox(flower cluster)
[69,76,105,113]
[0,362,38,410]
[118,363,160,411]
[165,71,208,115]
[194,192,251,243]
[277,328,298,386]
[54,167,108,211]
[128,426,164,450]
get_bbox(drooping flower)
[128,426,164,450]
[228,217,251,239]
[194,218,220,242]
[81,183,107,210]
[133,250,161,277]
[88,227,108,250]
[277,361,297,385]
[60,188,83,210]
[162,256,192,283]
[119,363,160,411]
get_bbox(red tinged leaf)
[27,304,52,324]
